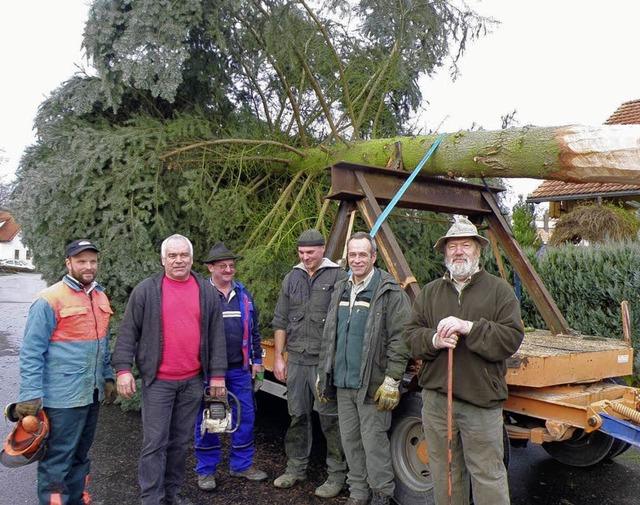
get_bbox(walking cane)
[447,346,454,505]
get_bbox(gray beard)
[446,256,479,281]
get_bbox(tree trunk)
[295,125,640,184]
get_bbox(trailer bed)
[506,330,633,387]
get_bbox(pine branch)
[160,139,306,161]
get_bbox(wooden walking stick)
[447,346,454,505]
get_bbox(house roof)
[527,180,640,203]
[604,99,640,125]
[0,212,21,242]
[527,98,640,203]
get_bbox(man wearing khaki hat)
[403,218,524,505]
[272,229,348,498]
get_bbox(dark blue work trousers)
[193,367,255,474]
[38,390,100,505]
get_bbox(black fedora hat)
[204,242,243,264]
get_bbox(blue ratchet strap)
[369,134,446,238]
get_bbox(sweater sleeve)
[465,280,524,362]
[402,285,440,362]
[112,286,144,373]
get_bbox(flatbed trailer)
[259,161,640,505]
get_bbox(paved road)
[0,272,45,504]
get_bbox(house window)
[14,250,19,260]
[26,250,32,260]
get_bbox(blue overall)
[193,281,261,474]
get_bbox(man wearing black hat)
[193,242,267,491]
[272,229,347,499]
[12,238,116,504]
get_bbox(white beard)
[445,255,479,281]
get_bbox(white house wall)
[0,232,31,262]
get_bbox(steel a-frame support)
[324,161,572,336]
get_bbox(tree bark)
[293,125,640,184]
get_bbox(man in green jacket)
[403,218,524,505]
[318,232,411,505]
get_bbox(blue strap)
[370,134,446,238]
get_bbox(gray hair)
[348,231,377,255]
[161,234,193,258]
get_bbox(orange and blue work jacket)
[17,275,114,408]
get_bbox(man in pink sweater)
[114,234,227,505]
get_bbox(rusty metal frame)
[326,161,572,335]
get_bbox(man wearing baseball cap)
[403,218,524,505]
[13,238,115,504]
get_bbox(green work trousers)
[336,387,394,501]
[421,389,510,505]
[283,360,346,483]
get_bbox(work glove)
[253,372,264,393]
[373,376,401,411]
[14,398,42,420]
[316,375,329,404]
[103,379,117,405]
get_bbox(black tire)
[542,428,615,467]
[390,392,435,505]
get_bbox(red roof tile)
[0,212,21,242]
[604,99,640,125]
[528,180,640,200]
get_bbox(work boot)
[345,498,369,505]
[371,491,391,505]
[314,479,344,498]
[197,473,217,491]
[273,472,306,488]
[230,465,268,481]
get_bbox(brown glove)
[103,379,117,405]
[14,398,42,420]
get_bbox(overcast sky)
[2,1,639,203]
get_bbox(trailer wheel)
[542,428,615,467]
[390,392,435,505]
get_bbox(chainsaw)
[200,387,240,436]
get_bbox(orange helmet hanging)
[0,410,49,468]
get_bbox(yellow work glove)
[373,376,401,411]
[14,398,42,420]
[103,379,117,405]
[316,375,329,403]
